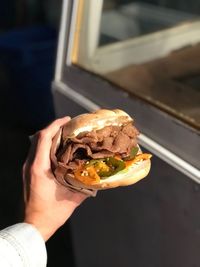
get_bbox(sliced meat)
[90,150,114,159]
[57,122,139,171]
[96,126,117,139]
[90,137,114,151]
[59,143,72,164]
[71,136,98,144]
[122,123,139,138]
[70,143,92,159]
[101,137,114,151]
[110,126,122,138]
[67,159,87,170]
[58,143,92,164]
[112,131,131,153]
[76,130,98,141]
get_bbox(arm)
[23,116,88,241]
[0,117,88,266]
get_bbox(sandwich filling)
[55,122,151,185]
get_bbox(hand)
[23,117,88,241]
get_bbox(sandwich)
[51,109,151,191]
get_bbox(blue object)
[0,26,57,129]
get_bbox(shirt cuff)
[0,223,47,267]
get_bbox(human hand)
[23,117,88,241]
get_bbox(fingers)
[44,116,71,139]
[32,116,71,170]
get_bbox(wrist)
[24,212,57,241]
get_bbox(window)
[71,0,200,129]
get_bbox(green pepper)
[124,147,139,160]
[100,157,125,178]
[85,159,103,167]
[86,159,111,177]
[85,157,126,178]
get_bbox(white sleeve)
[0,223,47,267]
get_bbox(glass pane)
[100,0,199,45]
[72,0,200,130]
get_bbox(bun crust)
[62,109,132,139]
